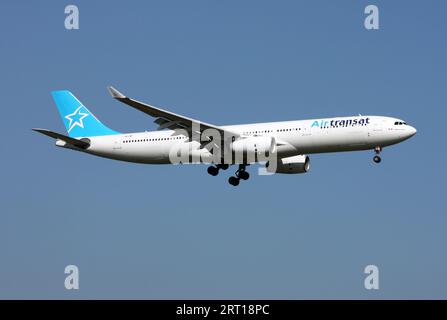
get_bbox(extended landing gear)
[207,166,219,176]
[373,146,382,163]
[228,165,250,186]
[228,176,240,186]
[237,170,250,180]
[207,164,229,176]
[207,163,250,186]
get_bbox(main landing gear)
[207,163,229,176]
[373,146,382,163]
[228,165,250,186]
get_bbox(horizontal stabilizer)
[32,128,90,149]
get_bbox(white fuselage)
[70,115,416,164]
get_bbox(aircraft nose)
[408,126,417,137]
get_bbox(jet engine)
[232,136,276,160]
[266,155,310,174]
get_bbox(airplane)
[33,87,417,186]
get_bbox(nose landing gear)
[373,146,382,163]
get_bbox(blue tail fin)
[51,90,119,138]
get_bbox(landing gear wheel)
[228,176,240,186]
[219,164,229,170]
[373,146,382,164]
[207,166,219,176]
[238,171,250,180]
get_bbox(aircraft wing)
[107,86,240,139]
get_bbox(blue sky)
[1,0,446,299]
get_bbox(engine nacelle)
[232,136,276,159]
[266,155,310,174]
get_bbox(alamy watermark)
[65,5,79,30]
[364,264,379,290]
[166,124,279,175]
[64,265,79,290]
[364,5,379,30]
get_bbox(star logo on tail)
[65,106,89,133]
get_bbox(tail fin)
[51,90,119,138]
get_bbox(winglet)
[107,86,126,99]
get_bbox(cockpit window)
[394,121,408,126]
